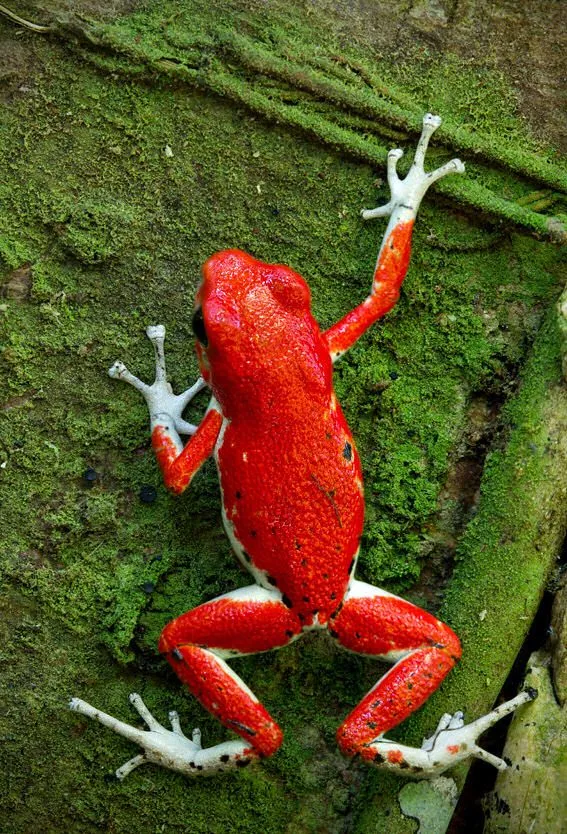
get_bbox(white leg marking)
[369,689,537,777]
[109,324,209,439]
[69,694,257,777]
[361,112,465,227]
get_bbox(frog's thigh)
[329,580,461,760]
[159,585,302,757]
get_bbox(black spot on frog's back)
[343,442,353,461]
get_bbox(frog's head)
[193,249,321,408]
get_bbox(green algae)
[9,2,567,240]
[1,1,566,832]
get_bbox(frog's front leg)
[109,325,222,493]
[324,113,465,360]
[329,581,536,776]
[72,586,303,777]
[158,585,303,763]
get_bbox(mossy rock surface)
[0,2,566,832]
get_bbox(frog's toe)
[421,710,465,752]
[168,710,195,740]
[108,360,152,396]
[422,112,442,131]
[128,692,166,731]
[146,324,166,341]
[108,359,127,378]
[447,710,465,729]
[116,753,148,780]
[426,157,466,184]
[418,689,537,774]
[361,201,394,220]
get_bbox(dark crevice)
[414,387,513,609]
[446,537,567,834]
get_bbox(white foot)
[361,112,465,222]
[109,325,207,435]
[69,693,256,778]
[368,689,537,777]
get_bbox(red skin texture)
[152,409,223,494]
[167,645,280,758]
[153,220,463,762]
[338,649,457,761]
[159,595,302,757]
[198,248,366,625]
[329,593,461,758]
[323,221,413,356]
[159,596,302,655]
[329,594,462,659]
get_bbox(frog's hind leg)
[157,584,303,770]
[71,585,302,777]
[329,580,536,776]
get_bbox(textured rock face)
[551,576,567,705]
[484,651,567,834]
[334,0,567,155]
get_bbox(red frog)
[70,114,535,779]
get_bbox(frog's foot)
[69,693,258,778]
[109,325,207,435]
[361,112,465,222]
[366,689,537,778]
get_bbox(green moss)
[56,197,140,263]
[440,308,567,685]
[1,2,566,832]
[42,3,566,241]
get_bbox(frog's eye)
[191,307,209,347]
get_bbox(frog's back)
[216,370,364,625]
[200,249,365,622]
